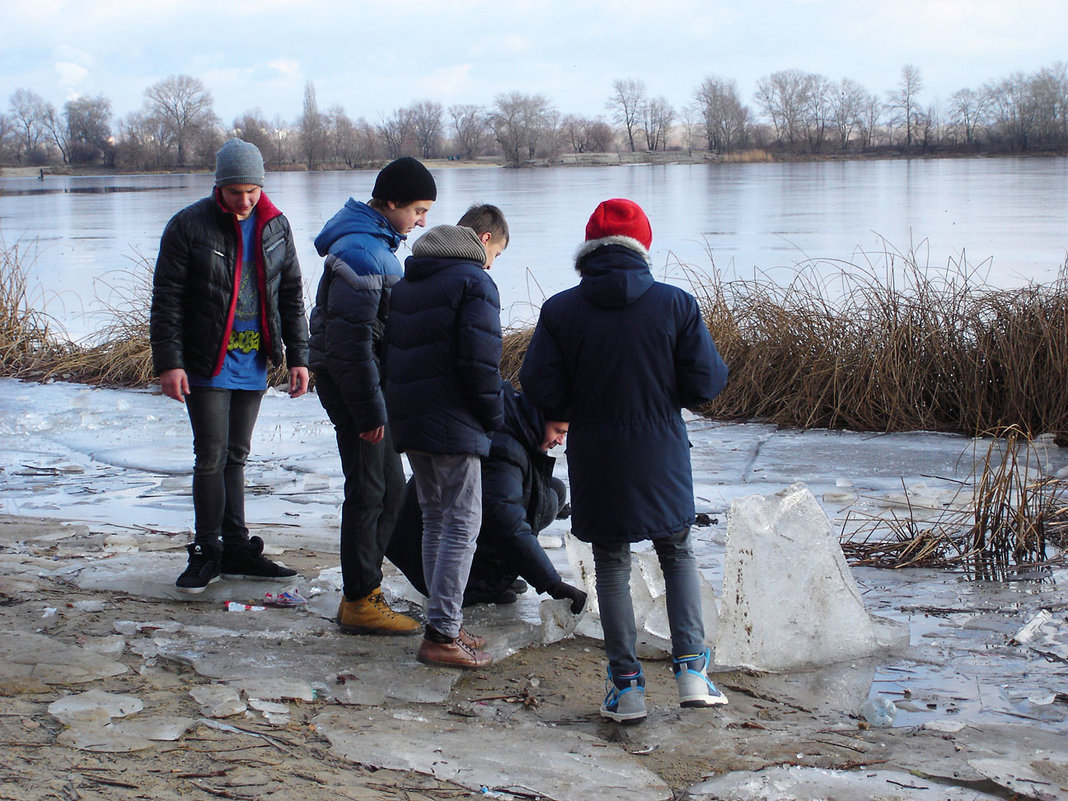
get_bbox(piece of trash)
[859,694,898,727]
[1010,609,1052,645]
[264,590,307,607]
[225,602,266,612]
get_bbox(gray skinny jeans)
[592,528,706,676]
[407,451,482,638]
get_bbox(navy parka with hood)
[518,236,728,545]
[308,199,404,432]
[383,225,504,457]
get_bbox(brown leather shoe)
[417,634,492,669]
[458,627,486,649]
[336,590,421,636]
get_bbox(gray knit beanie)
[412,225,486,263]
[215,139,265,187]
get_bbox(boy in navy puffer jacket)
[383,206,508,669]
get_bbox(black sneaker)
[219,535,298,581]
[175,542,221,594]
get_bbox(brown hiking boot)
[336,590,421,636]
[417,628,492,669]
[458,627,486,650]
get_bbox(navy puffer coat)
[308,200,405,431]
[151,191,309,378]
[383,225,504,456]
[518,236,728,544]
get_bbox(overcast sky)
[2,0,1065,126]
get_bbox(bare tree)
[448,104,489,160]
[801,74,833,153]
[408,101,443,160]
[886,64,924,147]
[378,106,417,159]
[754,69,811,147]
[232,108,273,163]
[143,75,218,166]
[298,82,328,169]
[490,92,555,166]
[8,89,52,163]
[947,88,988,146]
[694,76,749,153]
[828,79,869,151]
[327,106,375,167]
[642,97,674,151]
[607,79,646,151]
[65,95,112,165]
[560,114,609,153]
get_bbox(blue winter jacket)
[308,200,405,432]
[518,236,728,544]
[383,225,505,456]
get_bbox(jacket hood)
[574,238,654,308]
[502,383,546,455]
[314,199,403,257]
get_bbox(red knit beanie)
[585,198,652,250]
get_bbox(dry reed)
[688,248,1068,436]
[842,426,1066,576]
[0,239,70,377]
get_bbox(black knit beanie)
[372,157,437,204]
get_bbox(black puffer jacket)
[387,385,564,600]
[150,191,309,378]
[383,225,504,456]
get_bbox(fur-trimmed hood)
[574,236,654,309]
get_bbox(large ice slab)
[716,482,906,671]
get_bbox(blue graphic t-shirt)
[190,214,268,390]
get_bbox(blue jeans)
[408,452,482,638]
[185,387,264,546]
[592,528,705,675]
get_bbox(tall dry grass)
[0,239,71,377]
[842,426,1066,576]
[688,250,1068,436]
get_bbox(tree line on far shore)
[2,62,1066,173]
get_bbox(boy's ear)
[479,231,493,245]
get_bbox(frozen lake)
[1,378,1065,737]
[2,156,1067,339]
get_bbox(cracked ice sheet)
[314,709,672,801]
[687,766,1005,801]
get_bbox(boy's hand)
[159,368,189,402]
[359,426,384,445]
[289,366,309,398]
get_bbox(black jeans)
[185,387,264,547]
[315,371,405,600]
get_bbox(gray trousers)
[407,452,482,638]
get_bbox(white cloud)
[269,59,301,77]
[54,61,88,95]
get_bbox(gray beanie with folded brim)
[215,138,265,187]
[411,225,486,264]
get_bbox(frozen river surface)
[0,377,1066,737]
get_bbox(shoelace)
[369,592,406,620]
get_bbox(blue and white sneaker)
[673,649,729,707]
[600,667,647,724]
